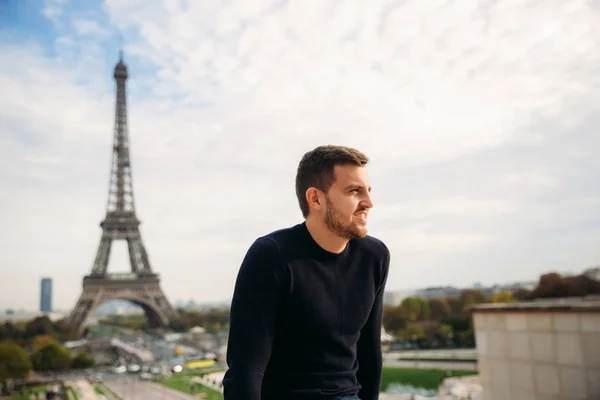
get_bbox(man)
[223,145,390,400]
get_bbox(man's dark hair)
[295,145,369,217]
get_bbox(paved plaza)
[105,380,200,400]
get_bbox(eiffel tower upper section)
[105,51,138,227]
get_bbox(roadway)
[382,348,478,371]
[384,348,477,360]
[384,359,477,371]
[67,380,101,400]
[105,380,200,400]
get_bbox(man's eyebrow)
[344,184,371,192]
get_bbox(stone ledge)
[470,297,600,313]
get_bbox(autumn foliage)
[0,316,95,381]
[382,294,485,347]
[382,270,599,348]
[529,272,600,299]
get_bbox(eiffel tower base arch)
[67,274,178,338]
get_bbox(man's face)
[322,164,373,239]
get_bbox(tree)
[3,322,23,340]
[169,318,190,332]
[458,290,489,313]
[446,297,462,315]
[513,288,532,301]
[30,343,72,372]
[458,329,475,347]
[52,320,77,341]
[0,363,6,382]
[31,335,59,352]
[531,272,566,299]
[435,323,454,339]
[181,308,230,329]
[530,272,600,299]
[23,316,54,339]
[71,352,95,369]
[564,275,600,297]
[441,316,471,335]
[398,322,425,340]
[383,305,409,334]
[420,300,431,321]
[0,325,9,341]
[0,343,32,381]
[428,298,452,320]
[400,297,430,321]
[205,323,223,335]
[491,290,514,303]
[204,308,230,326]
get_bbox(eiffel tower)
[68,53,178,337]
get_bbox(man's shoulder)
[262,223,304,244]
[353,235,390,286]
[249,223,304,254]
[352,234,390,261]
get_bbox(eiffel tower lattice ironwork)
[68,53,178,336]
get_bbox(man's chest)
[281,259,379,335]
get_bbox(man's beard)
[323,196,367,240]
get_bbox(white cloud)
[104,0,599,166]
[1,0,600,310]
[72,19,111,37]
[55,36,75,47]
[41,0,69,23]
[42,7,61,22]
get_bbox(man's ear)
[305,187,323,212]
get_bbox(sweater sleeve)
[356,245,390,400]
[222,238,284,400]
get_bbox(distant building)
[414,286,462,299]
[40,277,52,313]
[383,291,403,306]
[0,310,66,323]
[486,281,537,296]
[176,299,231,311]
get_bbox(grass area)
[66,387,80,400]
[381,367,478,391]
[93,383,105,395]
[10,384,51,400]
[179,367,226,377]
[158,366,476,397]
[159,374,223,400]
[96,383,121,400]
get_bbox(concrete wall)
[473,307,600,399]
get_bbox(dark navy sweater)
[222,222,390,400]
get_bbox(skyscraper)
[40,278,52,313]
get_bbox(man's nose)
[362,193,374,209]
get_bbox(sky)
[0,0,599,311]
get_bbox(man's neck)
[305,216,349,254]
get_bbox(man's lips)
[354,211,368,221]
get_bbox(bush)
[30,343,72,372]
[0,343,32,380]
[71,352,95,369]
